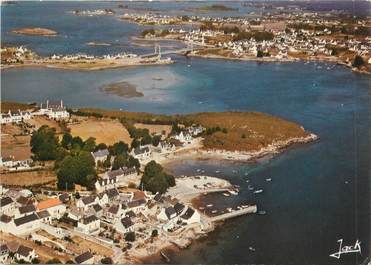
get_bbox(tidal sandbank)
[102,81,144,98]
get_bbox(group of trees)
[30,127,100,190]
[31,126,59,160]
[140,161,175,194]
[57,151,96,190]
[205,126,228,135]
[127,126,162,149]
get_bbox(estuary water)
[1,1,370,265]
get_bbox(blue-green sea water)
[1,2,370,265]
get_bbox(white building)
[0,244,9,264]
[0,110,31,124]
[36,198,66,219]
[131,146,151,160]
[91,149,109,166]
[175,131,193,143]
[76,195,99,210]
[39,100,69,120]
[76,215,100,235]
[180,207,201,225]
[15,245,37,263]
[114,216,134,234]
[11,213,41,235]
[0,197,16,216]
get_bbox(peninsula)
[1,46,173,71]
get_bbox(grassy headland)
[77,108,313,152]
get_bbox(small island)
[190,4,238,12]
[102,81,144,98]
[12,27,57,36]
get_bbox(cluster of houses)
[0,187,67,236]
[90,124,204,166]
[0,110,32,124]
[0,181,201,264]
[48,52,138,61]
[0,242,38,264]
[0,156,32,171]
[122,13,185,25]
[137,12,370,61]
[1,46,36,64]
[0,99,69,125]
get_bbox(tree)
[82,137,96,152]
[109,141,129,156]
[140,134,152,146]
[257,50,264,58]
[151,229,158,237]
[151,135,161,146]
[57,151,96,190]
[103,155,111,168]
[112,154,128,170]
[352,55,365,68]
[61,132,73,149]
[95,143,107,151]
[140,161,175,194]
[31,125,59,160]
[101,257,113,264]
[127,155,140,170]
[131,139,140,150]
[125,232,136,242]
[71,136,84,150]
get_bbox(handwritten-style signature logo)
[330,239,361,259]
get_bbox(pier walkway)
[210,205,257,222]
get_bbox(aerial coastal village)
[1,1,369,264]
[0,100,268,264]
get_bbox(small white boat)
[241,204,250,209]
[249,246,256,252]
[232,170,237,173]
[229,190,238,195]
[237,206,242,210]
[246,179,250,183]
[187,64,191,67]
[223,192,230,197]
[196,169,201,172]
[226,207,232,213]
[266,178,272,182]
[206,204,213,207]
[215,170,220,173]
[244,173,249,176]
[254,189,263,194]
[211,210,218,214]
[199,207,205,210]
[258,210,266,215]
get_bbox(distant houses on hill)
[0,99,69,124]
